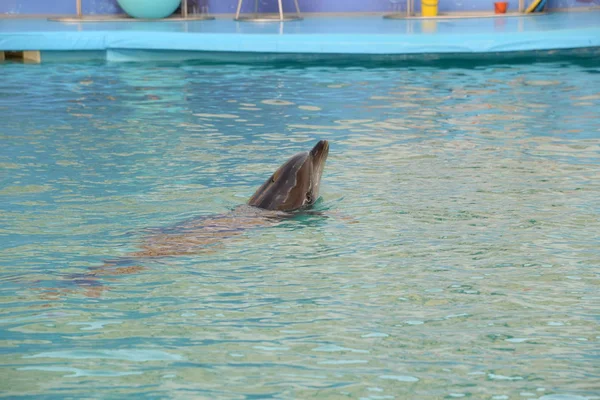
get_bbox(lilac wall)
[0,0,593,15]
[0,0,121,15]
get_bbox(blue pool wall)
[0,0,594,15]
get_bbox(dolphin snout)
[310,140,329,157]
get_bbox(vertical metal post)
[277,0,284,21]
[293,0,300,16]
[181,0,188,17]
[76,0,82,17]
[254,0,259,13]
[235,0,243,19]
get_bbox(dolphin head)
[247,140,329,212]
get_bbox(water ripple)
[1,58,599,398]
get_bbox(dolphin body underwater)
[31,140,331,301]
[56,140,330,297]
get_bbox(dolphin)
[51,140,330,298]
[125,139,330,258]
[34,140,330,300]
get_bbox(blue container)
[117,0,181,19]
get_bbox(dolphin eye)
[270,176,275,183]
[306,193,313,204]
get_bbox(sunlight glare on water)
[0,58,599,399]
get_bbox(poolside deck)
[0,11,599,62]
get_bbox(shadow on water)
[279,198,333,229]
[36,47,600,71]
[158,47,600,70]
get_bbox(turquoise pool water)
[1,58,599,399]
